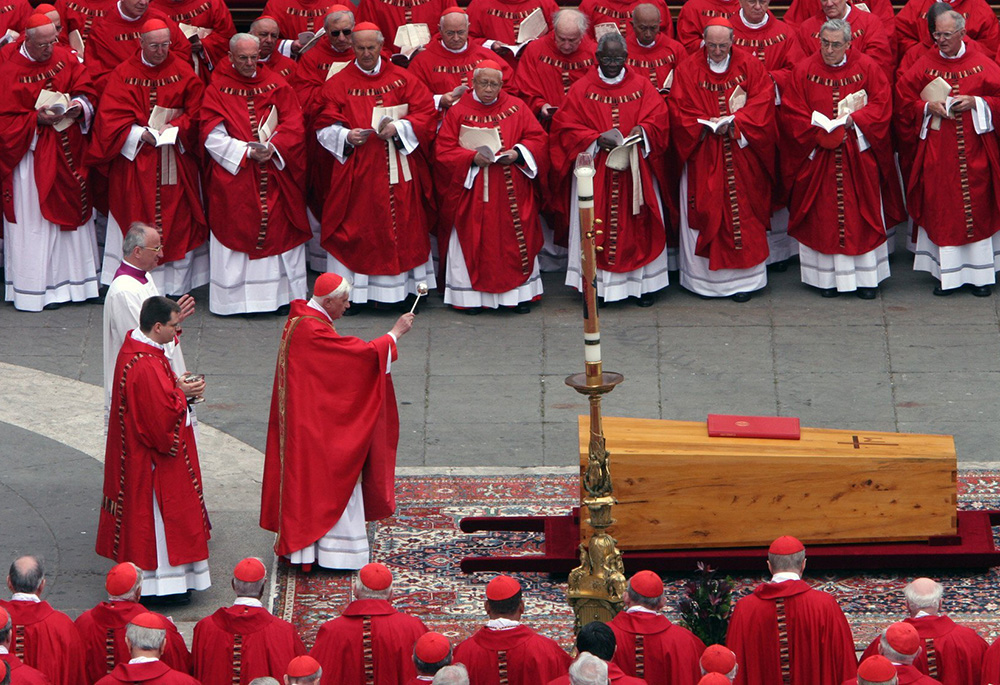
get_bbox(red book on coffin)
[707,414,801,440]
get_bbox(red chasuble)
[467,0,559,45]
[896,47,1000,246]
[313,60,435,275]
[310,599,428,684]
[260,299,399,556]
[860,615,987,685]
[86,52,207,264]
[453,624,572,685]
[152,0,237,78]
[676,0,740,53]
[732,13,798,94]
[435,90,548,292]
[795,8,893,77]
[84,7,192,88]
[75,601,191,683]
[55,0,115,42]
[607,611,705,684]
[0,0,32,35]
[549,68,669,270]
[356,0,451,52]
[191,606,306,684]
[896,0,1000,62]
[200,64,311,259]
[408,40,514,108]
[0,600,86,685]
[511,33,596,115]
[96,334,210,569]
[726,579,857,685]
[784,0,895,30]
[895,664,947,684]
[0,653,49,685]
[578,0,675,39]
[260,51,297,80]
[671,48,776,270]
[261,0,338,40]
[95,660,199,685]
[626,32,686,93]
[0,44,95,229]
[781,52,898,255]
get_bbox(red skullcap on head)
[359,563,393,591]
[140,19,169,34]
[768,535,804,555]
[705,17,733,29]
[106,563,138,596]
[700,644,737,674]
[255,14,281,23]
[233,558,266,583]
[885,622,921,656]
[697,674,732,685]
[414,632,451,663]
[0,607,8,628]
[130,612,167,630]
[33,4,58,14]
[857,655,898,682]
[286,655,322,677]
[486,575,521,600]
[629,570,663,598]
[442,5,466,14]
[329,4,351,12]
[353,21,381,32]
[26,14,55,28]
[476,59,503,72]
[313,272,344,297]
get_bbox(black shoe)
[140,590,191,607]
[513,303,531,314]
[820,288,840,298]
[769,259,790,273]
[932,286,954,296]
[971,285,993,297]
[342,302,365,316]
[637,293,655,307]
[42,302,62,311]
[454,306,480,315]
[731,291,752,303]
[856,287,878,300]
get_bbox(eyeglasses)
[146,41,171,49]
[820,39,846,48]
[329,29,352,37]
[141,245,164,253]
[932,29,961,39]
[598,56,627,64]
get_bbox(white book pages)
[697,114,735,132]
[516,8,547,43]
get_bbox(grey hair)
[311,278,352,303]
[597,31,627,53]
[230,32,260,52]
[438,9,469,30]
[288,668,322,684]
[250,16,279,33]
[352,26,384,43]
[569,653,608,685]
[879,632,919,664]
[233,577,266,598]
[249,679,281,685]
[431,664,470,685]
[353,574,391,600]
[109,563,144,601]
[472,66,503,81]
[820,17,852,43]
[553,9,588,34]
[0,610,11,643]
[858,677,898,685]
[626,586,663,610]
[25,22,56,38]
[8,556,44,594]
[904,579,943,612]
[123,222,156,256]
[768,549,806,573]
[125,623,166,651]
[325,8,356,29]
[942,9,966,31]
[703,24,734,41]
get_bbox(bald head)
[24,22,58,61]
[553,9,587,54]
[250,17,279,58]
[440,11,469,50]
[904,578,943,616]
[8,556,44,595]
[631,4,661,45]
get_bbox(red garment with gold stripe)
[577,0,676,40]
[607,611,706,684]
[896,0,1000,64]
[467,0,559,45]
[54,0,115,43]
[192,605,306,684]
[0,600,87,685]
[408,39,514,112]
[356,0,452,53]
[151,0,236,79]
[84,7,193,88]
[795,7,894,78]
[676,0,740,54]
[861,615,987,685]
[261,0,338,42]
[510,32,596,116]
[454,624,572,685]
[731,12,798,94]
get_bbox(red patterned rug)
[271,472,1000,651]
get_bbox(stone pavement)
[2,249,999,637]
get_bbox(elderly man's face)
[820,0,848,19]
[631,11,660,45]
[596,40,627,78]
[933,15,964,56]
[140,28,171,66]
[230,38,259,77]
[704,26,733,63]
[819,27,849,65]
[440,12,469,51]
[472,68,502,103]
[352,30,382,70]
[739,0,769,25]
[322,293,350,319]
[327,14,354,52]
[250,19,279,59]
[120,0,149,19]
[133,229,163,271]
[25,24,58,61]
[553,19,584,55]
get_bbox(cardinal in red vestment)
[404,632,454,683]
[250,16,297,79]
[54,0,114,43]
[846,656,909,685]
[676,0,740,53]
[311,564,428,683]
[454,576,572,685]
[313,23,437,306]
[192,558,306,684]
[356,0,451,54]
[435,60,547,311]
[896,11,1000,295]
[672,19,776,300]
[608,572,705,684]
[75,563,191,684]
[151,0,235,81]
[96,297,211,595]
[260,274,414,567]
[87,19,208,297]
[512,10,595,121]
[262,0,340,56]
[0,0,33,37]
[793,1,893,77]
[785,0,895,30]
[550,32,671,304]
[547,622,646,685]
[200,32,310,315]
[781,25,899,297]
[859,578,987,685]
[896,0,999,61]
[0,606,51,685]
[858,622,949,685]
[579,0,674,39]
[95,613,199,685]
[725,536,857,685]
[0,556,86,685]
[466,0,558,66]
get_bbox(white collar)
[940,41,966,59]
[472,90,497,105]
[770,572,801,583]
[598,67,626,85]
[486,617,520,630]
[841,4,852,20]
[441,39,468,53]
[356,56,382,75]
[708,53,731,73]
[0,647,7,655]
[10,593,40,603]
[307,298,334,322]
[19,43,39,62]
[141,53,158,67]
[118,1,142,21]
[830,54,847,67]
[233,597,264,608]
[625,605,659,614]
[914,610,934,618]
[131,328,166,351]
[739,8,769,28]
[129,657,160,664]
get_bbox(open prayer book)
[853,2,871,11]
[659,69,674,94]
[394,23,431,59]
[298,29,325,55]
[248,106,278,151]
[594,22,621,40]
[0,29,18,47]
[326,61,349,80]
[178,23,212,41]
[368,104,409,134]
[921,76,955,130]
[601,128,643,170]
[147,105,181,146]
[516,8,547,43]
[697,115,735,133]
[459,125,503,200]
[811,89,868,132]
[34,89,75,132]
[68,29,84,57]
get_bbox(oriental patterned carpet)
[271,472,1000,651]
